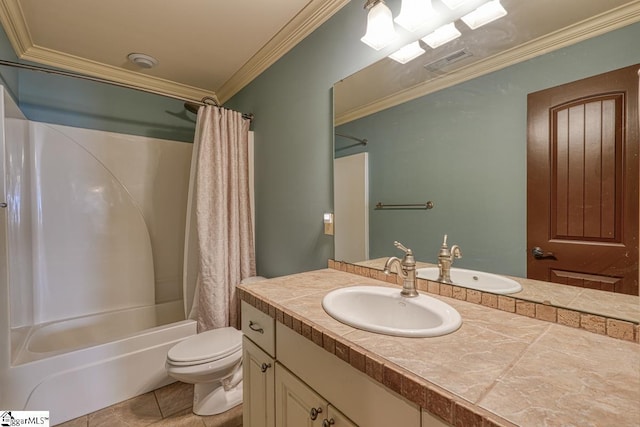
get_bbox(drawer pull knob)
[249,321,264,334]
[260,362,271,373]
[323,419,335,427]
[310,407,323,420]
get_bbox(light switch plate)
[323,213,334,235]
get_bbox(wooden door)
[527,64,639,295]
[242,337,275,427]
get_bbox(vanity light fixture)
[421,22,461,48]
[361,0,398,50]
[440,0,471,10]
[460,0,507,29]
[388,41,426,64]
[394,0,434,32]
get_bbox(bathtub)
[2,301,197,426]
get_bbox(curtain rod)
[0,59,254,121]
[335,132,367,145]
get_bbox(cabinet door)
[275,363,327,427]
[243,336,275,427]
[323,405,358,427]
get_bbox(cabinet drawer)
[241,301,276,357]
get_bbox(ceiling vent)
[424,49,473,73]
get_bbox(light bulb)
[361,1,398,50]
[394,0,434,32]
[461,0,507,30]
[422,22,461,49]
[388,41,426,64]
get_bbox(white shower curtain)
[191,105,256,331]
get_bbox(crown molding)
[0,0,32,55]
[18,45,218,102]
[215,0,350,103]
[0,0,348,105]
[0,0,217,102]
[335,1,640,126]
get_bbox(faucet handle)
[438,235,451,257]
[394,241,412,255]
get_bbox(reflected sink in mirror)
[322,285,462,337]
[417,267,523,295]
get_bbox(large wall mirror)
[332,0,640,323]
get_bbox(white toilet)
[165,326,243,415]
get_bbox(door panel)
[242,337,275,427]
[551,96,622,242]
[275,363,326,427]
[326,405,358,427]
[549,269,622,293]
[527,64,639,295]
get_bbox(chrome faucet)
[437,234,462,284]
[384,241,418,297]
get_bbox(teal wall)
[225,1,391,277]
[336,23,640,277]
[0,26,19,99]
[17,72,196,142]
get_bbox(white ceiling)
[0,0,348,104]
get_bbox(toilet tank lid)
[167,327,242,364]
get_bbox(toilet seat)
[167,327,242,366]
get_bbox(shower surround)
[0,87,197,425]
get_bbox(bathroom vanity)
[239,267,639,427]
[242,301,423,426]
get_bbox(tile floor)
[57,381,242,427]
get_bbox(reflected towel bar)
[335,133,368,145]
[375,201,434,210]
[335,133,368,151]
[335,141,367,151]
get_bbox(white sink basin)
[321,285,461,338]
[416,267,523,295]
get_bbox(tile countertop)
[356,258,640,323]
[238,268,640,427]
